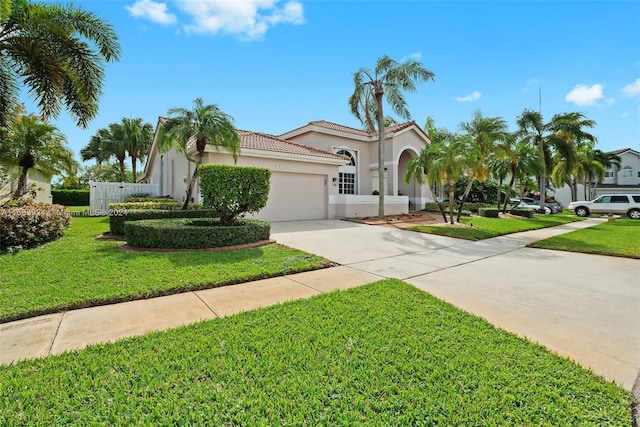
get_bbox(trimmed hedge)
[124,196,173,203]
[109,201,182,211]
[109,209,218,235]
[511,208,535,218]
[200,164,271,225]
[478,208,499,218]
[51,189,89,206]
[0,203,70,252]
[125,218,271,249]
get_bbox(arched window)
[622,165,632,178]
[336,149,357,195]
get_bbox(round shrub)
[124,218,271,249]
[0,203,70,252]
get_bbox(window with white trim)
[622,166,632,177]
[335,149,357,195]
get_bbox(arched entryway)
[397,148,420,210]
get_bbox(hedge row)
[124,197,174,203]
[51,190,89,206]
[109,201,183,211]
[109,209,219,235]
[125,218,270,249]
[478,208,499,218]
[511,208,535,218]
[0,203,70,252]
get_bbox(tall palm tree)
[85,123,128,182]
[0,0,121,130]
[122,118,153,182]
[457,110,508,221]
[2,114,78,198]
[348,55,435,218]
[159,98,240,209]
[517,110,596,211]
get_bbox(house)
[0,168,52,204]
[553,147,640,206]
[140,119,434,221]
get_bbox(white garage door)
[255,172,327,221]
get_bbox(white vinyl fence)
[89,181,159,216]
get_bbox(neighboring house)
[554,147,640,206]
[140,119,434,221]
[0,168,52,204]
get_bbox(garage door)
[255,172,327,221]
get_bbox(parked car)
[508,197,556,214]
[568,194,640,219]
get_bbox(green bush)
[511,208,535,218]
[109,201,183,211]
[51,189,89,206]
[124,196,173,203]
[109,209,218,235]
[125,218,271,249]
[199,165,271,225]
[0,203,70,252]
[478,208,499,218]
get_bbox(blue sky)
[34,1,640,163]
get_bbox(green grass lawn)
[64,205,90,212]
[410,214,583,240]
[0,217,329,322]
[529,218,640,258]
[0,280,630,425]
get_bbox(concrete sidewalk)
[1,217,638,393]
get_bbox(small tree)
[199,164,271,226]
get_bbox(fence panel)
[89,182,159,216]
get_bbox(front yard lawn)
[0,279,631,425]
[0,217,329,322]
[410,214,583,240]
[528,218,640,258]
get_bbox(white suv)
[568,194,640,219]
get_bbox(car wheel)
[628,209,640,220]
[575,206,589,217]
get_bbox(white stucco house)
[0,168,52,204]
[140,119,434,221]
[553,147,640,206]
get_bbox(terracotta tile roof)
[238,130,348,160]
[305,120,420,137]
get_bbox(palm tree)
[456,110,508,221]
[0,0,121,130]
[348,55,435,218]
[1,114,77,199]
[423,130,467,224]
[122,118,153,182]
[587,150,621,199]
[493,133,542,212]
[516,110,596,211]
[159,98,240,209]
[84,123,128,182]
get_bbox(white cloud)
[126,0,177,25]
[522,78,540,92]
[565,84,605,106]
[621,78,640,98]
[176,0,304,40]
[455,91,481,102]
[401,52,422,62]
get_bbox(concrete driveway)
[271,219,640,391]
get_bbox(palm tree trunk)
[538,138,546,210]
[118,158,126,182]
[183,154,203,210]
[448,182,455,224]
[131,156,137,183]
[13,167,29,199]
[457,176,474,222]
